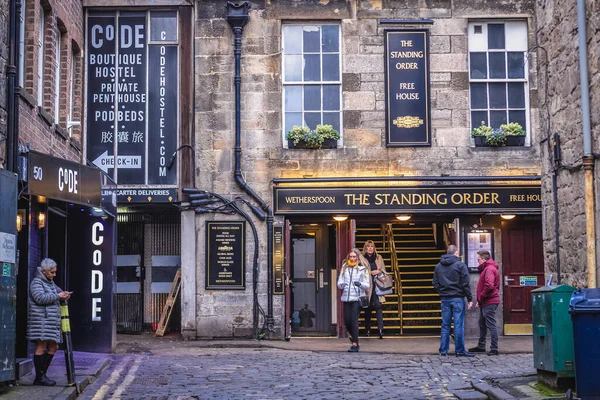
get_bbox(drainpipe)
[577,0,597,288]
[226,1,275,336]
[6,0,20,173]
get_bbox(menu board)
[465,228,494,272]
[206,221,245,290]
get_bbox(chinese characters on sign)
[206,222,246,290]
[385,29,431,146]
[86,12,178,192]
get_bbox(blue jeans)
[440,298,466,354]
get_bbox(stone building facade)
[536,1,600,288]
[187,0,544,340]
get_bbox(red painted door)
[502,220,544,326]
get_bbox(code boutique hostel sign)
[86,11,179,198]
[384,29,431,146]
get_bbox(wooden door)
[502,220,544,334]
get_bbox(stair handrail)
[385,224,403,334]
[442,223,452,248]
[381,223,388,251]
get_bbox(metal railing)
[385,223,403,334]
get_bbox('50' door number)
[32,166,43,180]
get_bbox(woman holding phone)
[337,248,370,352]
[27,258,72,386]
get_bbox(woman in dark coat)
[27,258,71,386]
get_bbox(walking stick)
[60,299,77,388]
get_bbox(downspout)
[226,2,275,336]
[6,0,20,173]
[577,0,597,288]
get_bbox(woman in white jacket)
[337,248,371,352]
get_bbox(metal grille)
[73,356,99,366]
[151,212,181,255]
[116,293,143,332]
[132,377,172,385]
[117,213,144,255]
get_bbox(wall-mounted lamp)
[500,214,516,220]
[16,211,24,232]
[37,212,46,229]
[396,214,412,221]
[333,215,348,222]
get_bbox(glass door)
[290,225,331,335]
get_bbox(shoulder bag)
[374,272,393,290]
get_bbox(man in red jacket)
[468,250,500,356]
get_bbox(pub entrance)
[289,224,335,336]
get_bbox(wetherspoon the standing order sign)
[86,12,178,192]
[385,29,431,147]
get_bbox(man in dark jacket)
[433,244,474,357]
[468,250,500,356]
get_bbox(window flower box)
[287,138,338,149]
[285,125,340,150]
[472,122,526,147]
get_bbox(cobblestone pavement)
[78,347,535,400]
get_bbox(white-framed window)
[468,21,530,140]
[18,0,26,87]
[54,29,62,122]
[68,49,77,137]
[37,9,45,106]
[282,23,342,146]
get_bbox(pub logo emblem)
[393,115,424,129]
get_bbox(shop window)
[282,24,342,146]
[468,21,530,144]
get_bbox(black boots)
[33,353,56,386]
[378,329,383,339]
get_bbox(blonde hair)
[341,248,370,279]
[362,240,379,258]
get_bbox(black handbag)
[358,295,370,308]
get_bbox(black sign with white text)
[206,221,245,290]
[148,45,178,184]
[116,188,177,203]
[385,29,431,146]
[86,12,178,200]
[27,151,101,206]
[273,226,284,295]
[116,14,147,184]
[87,15,117,174]
[68,214,115,353]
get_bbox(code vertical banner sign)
[148,45,178,184]
[384,29,431,147]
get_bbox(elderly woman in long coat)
[27,258,71,386]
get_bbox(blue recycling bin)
[569,288,600,400]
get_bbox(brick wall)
[536,1,600,287]
[0,0,9,168]
[19,0,83,162]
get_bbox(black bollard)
[60,299,77,388]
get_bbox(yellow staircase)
[356,223,445,336]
